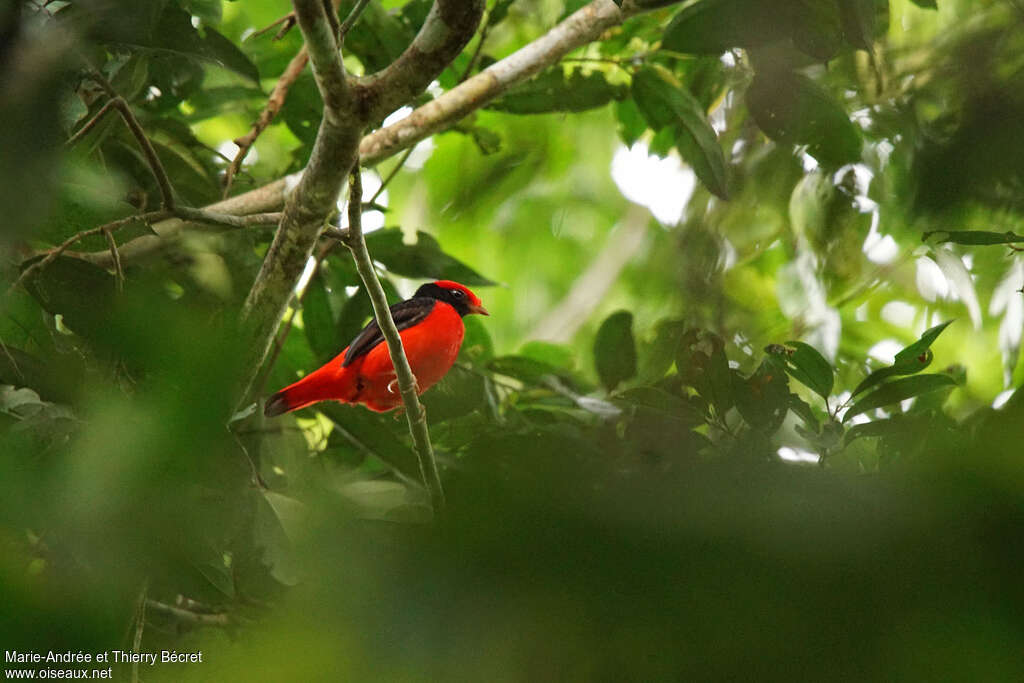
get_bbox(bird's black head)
[414,280,488,317]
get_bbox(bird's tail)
[264,363,357,417]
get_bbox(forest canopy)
[2,0,1024,679]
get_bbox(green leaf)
[909,0,937,7]
[488,0,516,25]
[182,0,223,25]
[200,24,260,83]
[320,404,421,480]
[638,319,687,383]
[746,70,862,166]
[734,360,791,433]
[594,310,638,392]
[791,0,845,61]
[520,341,575,371]
[767,341,834,399]
[303,272,337,362]
[632,67,730,199]
[615,98,647,147]
[839,0,886,52]
[850,320,954,398]
[460,315,494,364]
[364,229,497,286]
[104,5,259,82]
[615,387,704,428]
[843,374,957,422]
[662,0,788,54]
[489,68,627,115]
[22,256,116,344]
[923,230,1024,245]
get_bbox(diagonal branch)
[342,163,444,511]
[354,0,484,123]
[359,0,639,162]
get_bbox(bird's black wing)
[341,297,436,367]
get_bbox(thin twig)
[459,9,492,82]
[338,0,372,40]
[7,211,169,297]
[322,0,341,40]
[343,161,444,511]
[249,12,296,41]
[92,88,176,210]
[101,228,124,292]
[15,209,280,296]
[225,0,346,197]
[370,145,415,205]
[65,97,120,148]
[145,599,231,626]
[225,48,309,197]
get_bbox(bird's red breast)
[264,280,487,417]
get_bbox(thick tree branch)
[355,0,484,123]
[237,0,362,404]
[343,164,444,511]
[359,0,638,161]
[293,0,348,115]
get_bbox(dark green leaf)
[0,346,81,405]
[791,0,845,61]
[616,387,704,427]
[488,355,586,391]
[460,315,494,364]
[183,0,223,25]
[615,98,647,147]
[788,394,820,431]
[281,72,322,147]
[104,5,259,82]
[843,374,957,422]
[662,0,789,54]
[488,68,627,115]
[22,256,116,344]
[909,0,937,7]
[108,55,150,102]
[922,230,1024,245]
[321,403,421,480]
[344,2,416,73]
[839,0,886,52]
[488,0,516,25]
[200,25,260,83]
[420,365,487,423]
[632,68,730,199]
[767,340,834,398]
[594,310,638,392]
[844,416,913,445]
[303,273,337,362]
[746,69,862,166]
[364,229,497,286]
[734,360,790,433]
[851,320,954,398]
[638,319,687,383]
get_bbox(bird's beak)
[468,303,489,316]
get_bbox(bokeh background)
[2,0,1024,679]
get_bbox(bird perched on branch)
[264,280,488,417]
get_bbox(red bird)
[264,280,488,417]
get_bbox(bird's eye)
[450,289,465,299]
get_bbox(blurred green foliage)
[2,0,1024,679]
